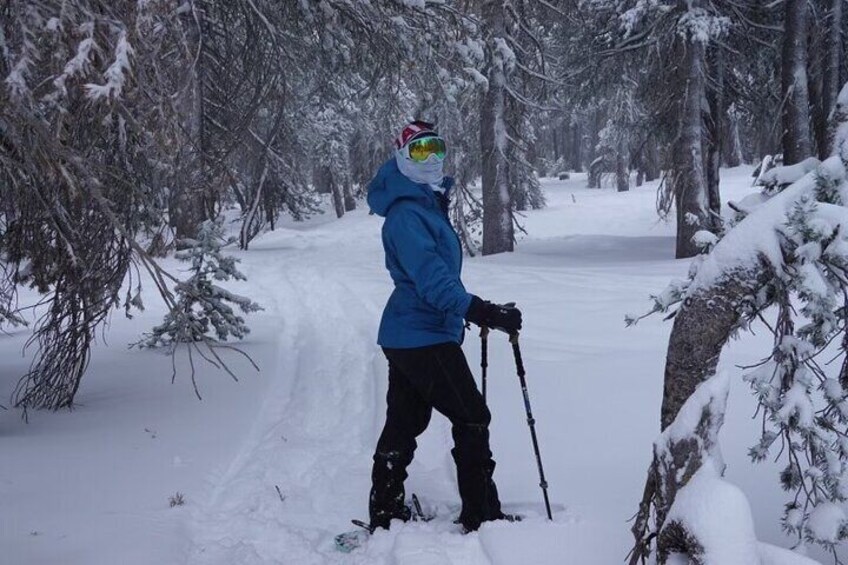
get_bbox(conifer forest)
[2,1,848,563]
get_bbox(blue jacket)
[367,158,472,348]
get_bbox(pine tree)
[141,219,262,349]
[629,81,848,562]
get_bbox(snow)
[757,158,821,190]
[85,31,134,101]
[659,371,729,448]
[776,380,814,430]
[1,166,836,564]
[464,67,489,88]
[693,229,718,249]
[658,376,823,565]
[807,503,846,544]
[689,170,821,292]
[492,38,516,73]
[759,543,822,565]
[665,465,761,565]
[53,37,96,96]
[677,8,730,44]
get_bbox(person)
[365,120,523,533]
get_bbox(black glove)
[465,295,522,334]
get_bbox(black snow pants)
[369,342,503,532]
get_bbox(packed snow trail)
[187,226,387,564]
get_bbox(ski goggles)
[403,135,447,163]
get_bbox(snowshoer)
[365,120,522,533]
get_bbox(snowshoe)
[334,494,435,553]
[501,512,523,523]
[334,520,373,553]
[410,493,436,522]
[455,512,523,534]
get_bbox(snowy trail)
[186,213,582,564]
[181,171,721,564]
[188,234,386,564]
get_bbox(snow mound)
[666,467,761,565]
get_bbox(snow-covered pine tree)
[141,218,261,348]
[140,218,261,397]
[3,1,165,412]
[629,82,848,563]
[477,0,551,255]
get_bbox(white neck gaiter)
[396,151,444,185]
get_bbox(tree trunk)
[781,0,813,164]
[724,109,744,167]
[570,118,582,172]
[629,267,772,565]
[616,141,629,192]
[239,163,268,250]
[325,167,345,219]
[823,0,844,155]
[673,25,709,259]
[552,124,560,163]
[343,177,356,212]
[170,185,206,243]
[830,83,848,156]
[705,48,723,230]
[644,136,660,182]
[170,11,206,243]
[587,108,601,179]
[264,185,276,231]
[810,30,829,159]
[480,0,514,255]
[313,166,331,194]
[661,278,750,428]
[588,157,603,189]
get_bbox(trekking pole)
[509,332,553,521]
[480,326,489,404]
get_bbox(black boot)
[369,451,413,530]
[452,424,504,532]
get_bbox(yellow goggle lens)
[407,136,446,162]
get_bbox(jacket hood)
[367,158,454,217]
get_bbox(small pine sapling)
[139,218,262,398]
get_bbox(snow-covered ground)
[0,167,835,564]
